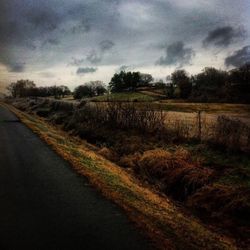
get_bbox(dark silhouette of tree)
[73,81,106,99]
[171,70,192,98]
[7,80,36,97]
[191,67,228,101]
[74,85,94,99]
[7,81,71,99]
[139,73,153,87]
[59,85,71,98]
[109,71,141,92]
[227,63,250,102]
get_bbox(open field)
[64,91,250,125]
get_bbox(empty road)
[0,105,151,250]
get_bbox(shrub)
[135,148,213,200]
[50,100,75,112]
[98,147,118,162]
[187,183,250,241]
[213,115,249,152]
[119,153,141,168]
[114,136,144,155]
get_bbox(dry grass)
[98,147,119,162]
[187,184,250,248]
[213,115,250,152]
[10,98,250,152]
[1,102,237,250]
[135,148,214,200]
[119,153,141,169]
[158,102,250,114]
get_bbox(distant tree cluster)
[73,81,106,99]
[190,64,250,103]
[7,80,71,99]
[109,71,154,92]
[165,64,250,103]
[171,70,192,99]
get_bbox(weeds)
[12,98,250,154]
[213,115,250,152]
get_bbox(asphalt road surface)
[0,105,152,250]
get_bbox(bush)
[73,81,106,99]
[98,147,118,162]
[134,148,213,200]
[119,153,141,168]
[187,184,250,241]
[213,115,249,152]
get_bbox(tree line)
[169,64,250,103]
[7,80,71,99]
[108,64,250,103]
[7,63,250,103]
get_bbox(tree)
[73,85,94,99]
[73,81,106,99]
[171,70,192,98]
[227,63,250,103]
[228,63,250,86]
[191,67,228,101]
[7,80,36,98]
[94,82,107,96]
[139,73,153,87]
[109,71,141,92]
[59,85,71,98]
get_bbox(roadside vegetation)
[2,101,238,250]
[5,97,250,249]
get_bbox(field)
[67,90,250,121]
[5,97,250,249]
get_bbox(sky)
[0,0,250,92]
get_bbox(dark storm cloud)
[26,7,61,32]
[203,26,246,48]
[0,0,249,77]
[0,0,97,71]
[156,41,195,67]
[42,38,60,47]
[86,40,115,64]
[70,19,91,34]
[9,63,25,73]
[86,50,102,64]
[99,40,115,51]
[69,57,85,66]
[225,46,250,67]
[76,67,97,75]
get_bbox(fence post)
[197,110,202,141]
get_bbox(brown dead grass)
[2,102,238,250]
[119,153,141,169]
[135,148,214,200]
[98,147,119,162]
[188,184,250,248]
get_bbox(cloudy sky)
[0,0,250,91]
